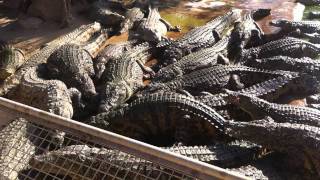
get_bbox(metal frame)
[0,97,248,180]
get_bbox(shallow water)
[158,0,304,38]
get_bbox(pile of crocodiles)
[1,1,320,179]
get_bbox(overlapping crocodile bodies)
[89,92,225,145]
[158,9,242,65]
[0,22,102,97]
[47,31,109,99]
[98,43,151,113]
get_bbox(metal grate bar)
[0,97,248,180]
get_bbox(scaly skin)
[119,7,145,33]
[227,163,280,180]
[133,7,179,43]
[146,65,297,94]
[270,19,320,34]
[0,22,102,97]
[237,37,320,64]
[158,9,242,65]
[88,92,225,145]
[0,42,25,80]
[29,140,264,178]
[196,74,299,108]
[46,30,109,99]
[225,118,320,176]
[98,43,152,113]
[153,37,230,83]
[244,56,320,75]
[94,40,137,80]
[229,12,263,53]
[0,118,36,180]
[224,90,320,127]
[16,66,73,118]
[12,65,74,147]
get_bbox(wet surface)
[0,0,306,50]
[159,0,304,38]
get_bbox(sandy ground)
[0,3,93,54]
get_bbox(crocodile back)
[17,66,73,118]
[239,37,320,63]
[47,44,96,98]
[152,65,295,93]
[0,22,101,96]
[225,90,320,127]
[89,92,225,145]
[154,37,230,82]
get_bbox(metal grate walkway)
[0,97,248,180]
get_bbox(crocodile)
[145,65,297,94]
[97,43,153,113]
[270,19,320,34]
[132,6,180,43]
[296,32,320,44]
[224,89,320,127]
[46,30,109,99]
[0,42,25,80]
[296,0,320,5]
[308,11,320,19]
[229,12,263,54]
[157,9,242,66]
[94,40,138,80]
[119,7,145,34]
[196,74,300,108]
[227,162,280,180]
[29,140,264,178]
[152,37,231,83]
[0,22,102,97]
[224,117,320,176]
[0,118,37,180]
[243,56,320,75]
[88,0,125,27]
[236,37,320,64]
[12,65,74,147]
[87,92,226,145]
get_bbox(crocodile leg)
[159,18,181,32]
[136,59,155,77]
[228,74,245,90]
[224,89,320,127]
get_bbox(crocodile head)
[223,89,266,120]
[153,66,182,82]
[99,82,133,113]
[163,46,183,66]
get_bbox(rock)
[18,16,43,29]
[27,0,70,23]
[3,0,24,9]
